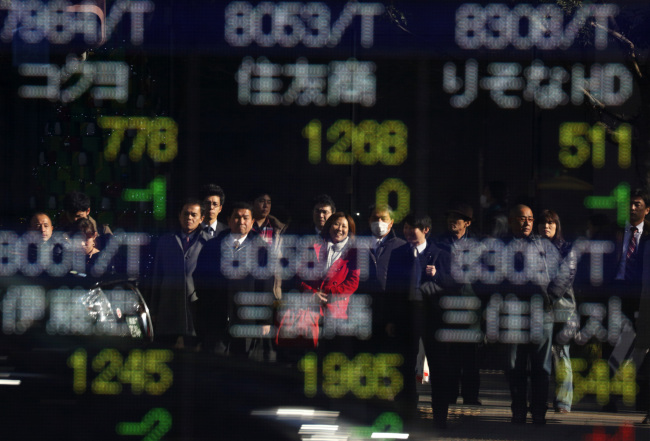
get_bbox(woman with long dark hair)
[538,209,576,414]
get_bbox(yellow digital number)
[305,120,408,166]
[326,120,355,165]
[376,178,410,224]
[322,353,350,398]
[559,122,591,168]
[303,119,322,165]
[559,122,631,169]
[118,349,146,395]
[375,353,404,400]
[378,121,408,166]
[148,117,179,163]
[67,348,87,395]
[144,349,174,395]
[91,348,123,395]
[349,353,377,399]
[353,120,380,165]
[97,116,179,163]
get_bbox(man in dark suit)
[149,199,211,349]
[437,202,482,405]
[613,187,650,319]
[385,213,455,429]
[194,202,273,356]
[362,205,405,348]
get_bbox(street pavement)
[408,370,649,441]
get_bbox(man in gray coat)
[150,198,211,349]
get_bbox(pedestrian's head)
[29,212,53,242]
[201,184,225,223]
[537,209,563,243]
[312,194,336,231]
[403,213,431,246]
[228,202,254,236]
[446,202,473,239]
[251,192,272,220]
[68,218,97,255]
[63,191,91,222]
[323,212,355,243]
[509,205,534,238]
[368,205,394,239]
[178,199,205,235]
[629,187,650,226]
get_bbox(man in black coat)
[437,202,482,406]
[150,199,211,349]
[194,202,273,356]
[361,205,406,349]
[385,213,455,429]
[612,187,650,320]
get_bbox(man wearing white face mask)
[363,206,406,353]
[368,205,406,292]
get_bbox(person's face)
[313,204,333,230]
[369,210,393,236]
[447,213,471,238]
[510,206,534,238]
[204,195,222,222]
[80,233,97,255]
[67,208,90,222]
[329,216,349,243]
[30,214,53,242]
[403,223,429,246]
[629,197,650,225]
[253,194,272,219]
[178,204,204,234]
[229,208,254,236]
[538,219,557,240]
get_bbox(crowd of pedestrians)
[23,184,650,430]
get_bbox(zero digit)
[375,178,410,223]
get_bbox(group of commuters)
[23,183,650,430]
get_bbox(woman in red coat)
[300,212,360,322]
[277,212,360,351]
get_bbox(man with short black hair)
[200,184,227,237]
[195,202,273,356]
[60,190,112,249]
[312,194,336,234]
[386,213,454,429]
[437,202,482,406]
[150,199,210,349]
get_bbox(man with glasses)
[201,184,227,238]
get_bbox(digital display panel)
[1,1,650,440]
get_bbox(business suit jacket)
[367,230,407,293]
[385,240,454,337]
[202,220,228,238]
[194,229,273,341]
[613,219,650,285]
[149,228,211,336]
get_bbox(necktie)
[625,226,638,280]
[233,239,240,250]
[207,226,214,237]
[411,246,421,289]
[183,235,191,252]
